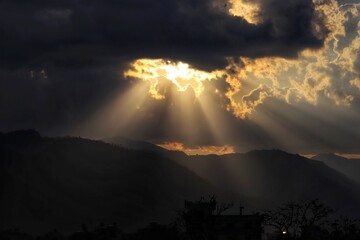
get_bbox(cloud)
[222,1,360,116]
[115,1,360,156]
[0,0,328,71]
[158,142,235,155]
[124,0,360,120]
[1,0,360,154]
[124,59,217,99]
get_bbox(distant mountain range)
[174,151,360,216]
[312,153,360,184]
[103,136,186,161]
[0,130,224,234]
[103,136,169,154]
[1,130,360,235]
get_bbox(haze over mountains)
[1,130,360,234]
[0,130,220,234]
[312,153,360,184]
[178,151,360,214]
[103,136,186,161]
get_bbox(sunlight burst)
[123,1,360,121]
[125,59,217,99]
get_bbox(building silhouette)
[183,200,263,240]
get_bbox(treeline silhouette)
[1,198,359,240]
[263,199,360,240]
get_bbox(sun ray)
[85,0,360,150]
[124,59,216,99]
[75,82,151,139]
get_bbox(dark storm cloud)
[0,0,336,150]
[0,0,326,70]
[0,65,125,134]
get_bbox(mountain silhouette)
[1,131,360,235]
[312,153,360,184]
[0,130,227,234]
[174,150,360,217]
[103,136,169,154]
[103,136,187,162]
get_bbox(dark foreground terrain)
[1,130,360,236]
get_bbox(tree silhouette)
[263,199,333,238]
[330,216,360,240]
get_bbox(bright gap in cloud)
[158,142,236,155]
[124,1,360,121]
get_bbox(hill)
[174,150,360,217]
[0,130,226,234]
[103,136,168,154]
[100,138,360,217]
[312,153,360,184]
[103,136,187,163]
[2,131,360,235]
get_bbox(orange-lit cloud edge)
[124,0,360,120]
[158,145,360,158]
[301,153,360,159]
[157,142,235,156]
[113,1,360,156]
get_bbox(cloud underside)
[0,0,328,70]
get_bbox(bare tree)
[263,201,302,237]
[263,199,333,238]
[298,199,333,227]
[330,216,360,240]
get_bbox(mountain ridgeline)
[1,130,360,234]
[0,130,223,234]
[176,151,360,215]
[312,153,360,184]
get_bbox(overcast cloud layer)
[0,0,327,70]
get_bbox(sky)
[0,0,360,155]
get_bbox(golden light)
[77,0,360,158]
[212,0,262,25]
[334,153,360,159]
[125,59,218,99]
[75,82,151,139]
[228,0,262,25]
[158,142,235,156]
[121,0,360,124]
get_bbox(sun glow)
[76,0,360,157]
[228,0,262,25]
[124,59,217,99]
[123,0,360,122]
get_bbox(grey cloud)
[0,0,327,70]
